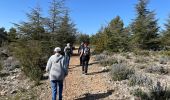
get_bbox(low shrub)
[160,50,170,57]
[129,73,153,87]
[159,56,169,64]
[131,88,149,100]
[134,56,148,63]
[134,49,150,56]
[131,82,170,100]
[149,82,170,100]
[100,57,118,67]
[95,54,107,61]
[110,63,134,81]
[0,62,2,71]
[145,65,169,75]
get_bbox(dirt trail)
[39,48,114,100]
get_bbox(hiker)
[64,43,72,67]
[46,47,68,100]
[78,42,84,66]
[80,42,90,75]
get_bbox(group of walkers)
[45,42,90,100]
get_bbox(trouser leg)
[80,56,82,65]
[58,80,63,100]
[51,80,57,100]
[85,57,90,74]
[82,56,85,73]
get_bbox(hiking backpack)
[83,47,90,56]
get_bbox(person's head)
[54,47,61,54]
[81,42,84,45]
[67,43,70,47]
[84,42,89,47]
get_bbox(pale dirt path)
[38,49,114,100]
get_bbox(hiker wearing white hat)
[46,47,68,100]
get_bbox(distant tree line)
[91,0,170,53]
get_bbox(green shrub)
[129,73,153,86]
[0,62,2,71]
[110,63,134,81]
[134,49,150,56]
[131,88,149,100]
[149,82,170,100]
[131,82,170,100]
[11,40,44,84]
[160,50,170,57]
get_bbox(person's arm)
[78,46,81,54]
[46,56,52,72]
[80,49,83,57]
[64,47,66,53]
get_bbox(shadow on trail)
[74,90,114,100]
[87,69,110,75]
[72,53,79,56]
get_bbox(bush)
[159,56,169,64]
[11,40,44,84]
[95,54,108,61]
[145,65,169,75]
[149,82,170,100]
[100,57,118,67]
[134,49,150,56]
[129,73,153,86]
[0,62,2,71]
[131,82,170,100]
[134,56,148,63]
[110,63,134,81]
[131,88,149,100]
[160,50,170,56]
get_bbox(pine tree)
[8,27,17,42]
[0,27,7,46]
[106,16,129,52]
[15,5,45,40]
[76,33,90,44]
[57,12,76,48]
[162,15,170,48]
[131,0,159,50]
[45,0,65,33]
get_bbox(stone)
[10,90,17,94]
[0,90,7,96]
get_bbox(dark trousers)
[50,80,63,100]
[82,56,90,73]
[80,56,83,65]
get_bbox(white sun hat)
[54,47,61,52]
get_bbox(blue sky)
[0,0,170,34]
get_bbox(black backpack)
[83,47,90,56]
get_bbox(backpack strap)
[56,56,63,63]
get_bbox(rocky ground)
[0,47,36,100]
[1,47,170,100]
